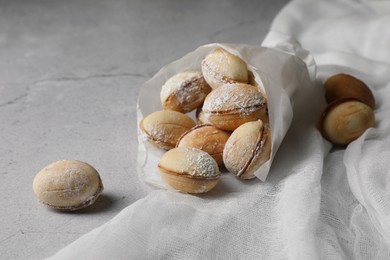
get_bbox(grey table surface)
[0,0,289,259]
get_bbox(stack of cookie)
[140,47,271,194]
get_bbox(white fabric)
[50,0,390,259]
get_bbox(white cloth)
[50,0,390,259]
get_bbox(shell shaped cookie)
[201,47,249,89]
[140,110,196,150]
[160,70,212,113]
[223,120,271,179]
[324,73,375,109]
[201,83,268,131]
[33,160,104,211]
[177,124,231,166]
[320,99,375,145]
[158,147,220,193]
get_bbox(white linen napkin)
[49,0,390,259]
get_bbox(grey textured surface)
[0,0,289,259]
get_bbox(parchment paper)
[137,42,316,188]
